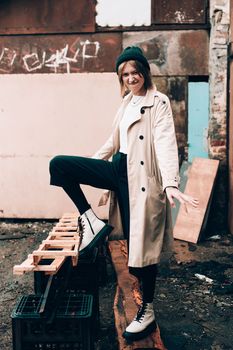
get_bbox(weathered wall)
[154,76,187,163]
[0,34,122,74]
[0,73,120,218]
[209,0,230,161]
[124,30,209,162]
[207,0,230,233]
[1,0,230,222]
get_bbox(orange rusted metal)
[0,0,95,34]
[152,0,209,25]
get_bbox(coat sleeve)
[153,95,180,191]
[91,134,114,160]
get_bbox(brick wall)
[208,0,230,233]
[209,0,230,161]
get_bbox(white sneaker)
[78,208,113,256]
[122,302,156,341]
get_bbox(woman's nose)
[128,74,135,83]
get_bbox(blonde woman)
[49,46,198,341]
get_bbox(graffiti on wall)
[0,39,101,74]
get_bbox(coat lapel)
[112,87,158,152]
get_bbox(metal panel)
[123,30,209,76]
[0,33,122,74]
[152,0,208,24]
[188,82,209,162]
[153,76,187,162]
[0,0,95,34]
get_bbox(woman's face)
[121,62,146,96]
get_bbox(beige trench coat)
[93,87,180,267]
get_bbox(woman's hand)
[165,187,199,212]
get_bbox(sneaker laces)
[135,303,148,323]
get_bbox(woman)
[49,46,198,341]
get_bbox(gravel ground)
[0,220,233,350]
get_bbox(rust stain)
[141,37,167,67]
[152,0,208,24]
[0,0,95,34]
[179,31,209,75]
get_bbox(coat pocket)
[148,176,165,201]
[146,176,166,241]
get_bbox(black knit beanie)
[116,46,150,73]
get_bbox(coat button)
[140,108,145,114]
[140,161,144,165]
[141,187,145,192]
[139,135,144,140]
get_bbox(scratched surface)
[152,0,208,24]
[0,0,95,34]
[123,30,209,76]
[0,33,122,74]
[153,76,187,163]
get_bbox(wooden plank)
[173,157,219,243]
[48,235,78,240]
[49,231,78,236]
[13,214,80,274]
[55,223,77,228]
[72,241,80,266]
[52,226,77,232]
[42,240,79,245]
[13,255,66,274]
[33,250,77,257]
[109,240,167,350]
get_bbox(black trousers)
[49,152,157,303]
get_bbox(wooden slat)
[109,240,167,350]
[173,157,219,243]
[52,226,77,232]
[13,213,80,274]
[33,250,78,257]
[42,239,79,245]
[13,254,66,275]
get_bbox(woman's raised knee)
[49,155,65,175]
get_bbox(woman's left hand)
[165,187,199,212]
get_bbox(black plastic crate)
[12,293,94,350]
[34,248,100,295]
[34,248,102,327]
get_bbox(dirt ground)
[0,220,233,350]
